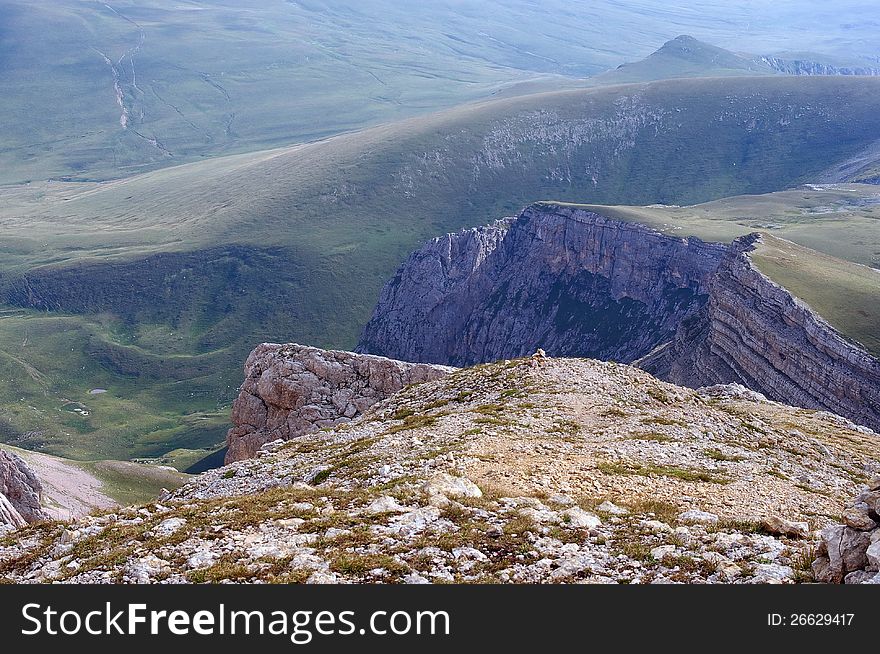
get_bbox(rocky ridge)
[640,234,880,432]
[358,205,726,366]
[760,56,880,77]
[358,204,880,432]
[2,355,876,584]
[0,449,47,531]
[812,478,880,584]
[226,343,452,463]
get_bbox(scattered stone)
[151,517,187,538]
[813,481,880,583]
[365,496,410,515]
[403,573,430,584]
[423,474,482,499]
[844,570,875,584]
[125,554,170,583]
[650,545,676,560]
[843,505,877,531]
[867,541,880,571]
[678,510,719,525]
[597,501,628,516]
[186,551,219,569]
[763,516,809,539]
[642,520,673,534]
[561,507,601,529]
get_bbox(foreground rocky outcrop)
[2,356,876,583]
[358,204,880,432]
[812,478,880,584]
[225,343,452,463]
[0,449,47,530]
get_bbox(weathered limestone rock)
[358,205,725,367]
[813,482,880,583]
[0,493,26,529]
[763,516,810,539]
[644,233,880,433]
[358,204,880,432]
[422,474,483,499]
[226,344,452,462]
[0,448,47,527]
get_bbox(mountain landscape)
[0,1,878,586]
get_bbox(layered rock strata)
[358,204,880,431]
[358,205,726,366]
[225,343,452,463]
[640,234,880,432]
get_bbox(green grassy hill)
[588,35,776,85]
[1,75,879,463]
[551,183,880,356]
[3,0,879,184]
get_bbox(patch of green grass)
[703,448,747,463]
[597,461,729,484]
[310,469,333,485]
[384,413,439,435]
[547,419,582,436]
[330,553,409,577]
[75,460,190,506]
[791,544,818,583]
[624,499,681,524]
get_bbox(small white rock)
[423,473,482,499]
[678,510,719,525]
[365,496,410,515]
[651,545,676,560]
[562,507,601,529]
[597,501,629,515]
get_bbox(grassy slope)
[559,184,880,268]
[4,443,188,509]
[1,76,880,462]
[750,236,880,357]
[3,0,879,185]
[588,35,776,85]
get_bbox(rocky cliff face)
[760,56,880,77]
[0,449,47,529]
[640,234,880,432]
[811,477,880,584]
[358,205,726,366]
[225,343,452,463]
[358,204,880,432]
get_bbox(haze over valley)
[1,1,879,587]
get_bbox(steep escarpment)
[640,235,880,432]
[225,344,452,463]
[358,205,726,366]
[0,448,47,530]
[359,204,880,431]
